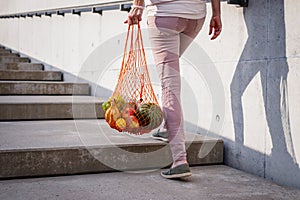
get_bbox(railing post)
[227,0,249,7]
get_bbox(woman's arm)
[125,0,145,25]
[209,0,222,40]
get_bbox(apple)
[128,115,139,129]
[121,107,136,119]
[127,101,137,110]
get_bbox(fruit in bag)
[104,100,120,129]
[121,107,136,119]
[116,118,126,131]
[109,95,125,111]
[102,101,111,112]
[136,103,163,129]
[104,24,163,134]
[127,115,139,129]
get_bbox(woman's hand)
[209,0,222,40]
[124,6,144,25]
[209,15,222,40]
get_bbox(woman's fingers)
[209,20,215,35]
[125,7,143,25]
[209,16,222,40]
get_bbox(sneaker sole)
[151,135,168,142]
[161,172,192,179]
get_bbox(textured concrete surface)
[1,0,299,189]
[0,70,62,81]
[0,81,89,95]
[0,165,300,200]
[0,96,105,120]
[0,53,18,57]
[0,56,29,63]
[0,49,10,53]
[0,63,44,71]
[217,1,300,189]
[0,120,223,178]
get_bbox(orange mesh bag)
[102,23,163,135]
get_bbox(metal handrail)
[0,0,132,19]
[0,0,249,19]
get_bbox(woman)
[125,0,222,179]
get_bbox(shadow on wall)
[187,0,299,189]
[228,0,299,188]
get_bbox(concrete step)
[1,165,300,200]
[0,70,62,81]
[0,53,19,57]
[0,120,223,178]
[0,96,104,120]
[0,49,11,53]
[0,57,30,63]
[0,81,89,95]
[0,63,44,71]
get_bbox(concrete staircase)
[0,47,104,120]
[0,45,224,179]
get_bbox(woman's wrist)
[132,5,145,10]
[211,0,221,17]
[212,14,221,18]
[133,0,145,7]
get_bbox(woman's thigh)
[179,17,205,56]
[147,16,181,65]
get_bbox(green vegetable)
[102,101,111,112]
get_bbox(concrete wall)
[0,0,300,189]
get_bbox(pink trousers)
[147,16,205,162]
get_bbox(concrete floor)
[1,165,299,200]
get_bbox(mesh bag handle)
[103,23,163,135]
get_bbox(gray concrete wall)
[220,0,300,189]
[0,0,299,189]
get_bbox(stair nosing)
[0,95,106,103]
[0,70,61,73]
[0,80,88,84]
[0,140,223,152]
